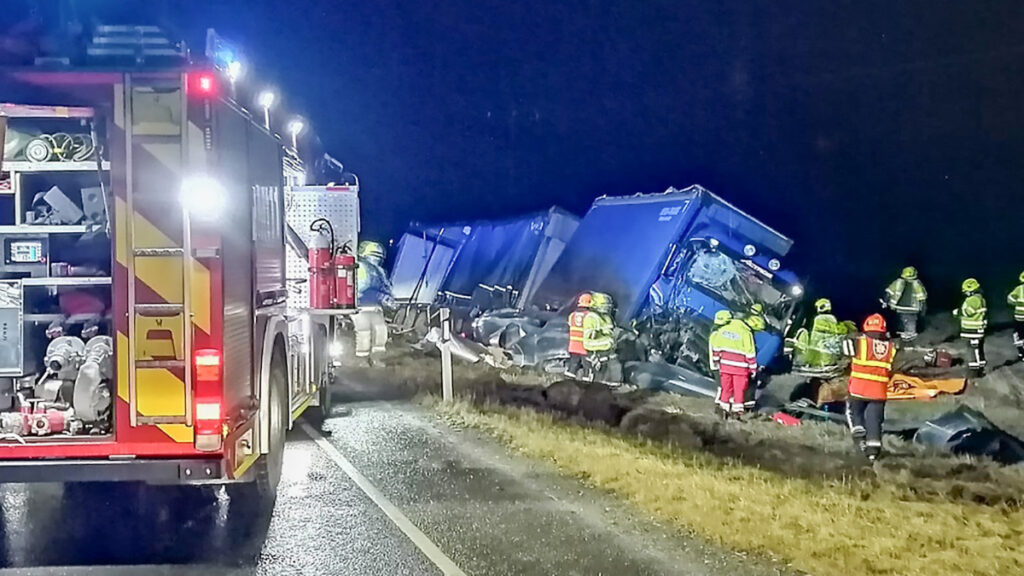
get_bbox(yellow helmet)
[576,292,593,308]
[358,241,386,263]
[814,298,832,314]
[901,266,918,280]
[961,278,980,294]
[714,309,732,326]
[749,302,764,315]
[1018,271,1024,284]
[590,292,614,312]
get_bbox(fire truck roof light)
[257,90,276,109]
[181,176,226,220]
[189,72,218,97]
[226,60,243,83]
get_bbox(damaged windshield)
[684,247,794,330]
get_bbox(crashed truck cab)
[664,226,803,366]
[528,185,803,374]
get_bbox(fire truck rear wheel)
[252,345,288,504]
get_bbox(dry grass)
[435,400,1024,576]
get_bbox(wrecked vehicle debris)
[913,406,1024,464]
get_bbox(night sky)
[5,1,1024,317]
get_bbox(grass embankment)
[435,400,1024,576]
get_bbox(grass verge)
[434,399,1024,576]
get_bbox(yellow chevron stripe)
[114,197,211,333]
[116,332,193,443]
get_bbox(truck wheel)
[245,345,288,506]
[308,372,334,429]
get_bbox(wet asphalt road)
[0,401,788,576]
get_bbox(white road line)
[299,421,468,576]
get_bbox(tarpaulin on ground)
[389,207,579,306]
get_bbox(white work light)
[181,175,226,220]
[329,340,343,357]
[287,118,305,149]
[790,284,803,297]
[768,258,781,271]
[743,244,757,257]
[226,60,244,83]
[257,90,276,129]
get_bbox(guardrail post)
[440,308,453,402]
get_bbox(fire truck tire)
[252,344,288,504]
[308,372,334,429]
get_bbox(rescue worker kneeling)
[565,292,592,377]
[709,310,758,419]
[582,292,620,382]
[843,313,895,462]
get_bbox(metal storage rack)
[0,104,112,377]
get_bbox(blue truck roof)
[528,185,796,323]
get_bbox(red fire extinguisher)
[308,219,335,309]
[334,242,357,310]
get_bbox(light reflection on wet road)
[0,402,788,576]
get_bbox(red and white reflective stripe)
[719,359,750,368]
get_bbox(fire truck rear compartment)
[0,104,115,444]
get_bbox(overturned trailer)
[390,206,579,312]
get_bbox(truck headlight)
[181,175,226,220]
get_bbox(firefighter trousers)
[717,372,749,413]
[896,312,919,342]
[962,334,987,371]
[1014,322,1024,360]
[847,398,885,459]
[353,307,389,357]
[565,353,586,377]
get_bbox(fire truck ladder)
[124,75,193,427]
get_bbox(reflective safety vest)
[812,313,840,335]
[709,319,757,376]
[958,294,987,336]
[582,311,615,352]
[885,278,927,313]
[1008,285,1024,322]
[567,309,587,355]
[847,335,894,400]
[357,258,393,307]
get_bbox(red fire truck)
[0,27,356,502]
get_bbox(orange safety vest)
[568,309,587,355]
[848,335,894,400]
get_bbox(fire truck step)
[134,247,184,257]
[137,415,188,425]
[133,303,184,315]
[135,359,186,369]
